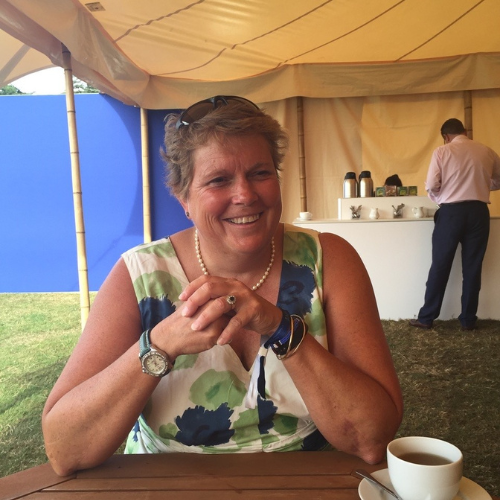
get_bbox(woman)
[42,96,403,476]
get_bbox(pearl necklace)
[194,229,275,290]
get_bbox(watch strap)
[139,329,152,358]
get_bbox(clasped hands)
[179,275,282,345]
[150,276,282,361]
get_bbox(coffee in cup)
[387,436,463,500]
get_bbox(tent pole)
[62,45,90,329]
[464,91,473,140]
[297,96,307,211]
[141,108,152,243]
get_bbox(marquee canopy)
[2,0,500,108]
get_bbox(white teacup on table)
[299,211,313,220]
[387,436,463,500]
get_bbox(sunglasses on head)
[175,95,260,129]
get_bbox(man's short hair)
[441,118,465,135]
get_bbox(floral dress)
[123,223,330,454]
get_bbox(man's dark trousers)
[418,201,490,328]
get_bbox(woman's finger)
[181,278,244,318]
[190,294,239,331]
[157,301,230,358]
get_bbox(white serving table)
[294,215,500,321]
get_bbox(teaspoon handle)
[353,469,401,500]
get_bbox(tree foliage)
[0,84,28,95]
[73,76,99,94]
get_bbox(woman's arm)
[42,259,153,475]
[42,258,226,476]
[281,232,403,463]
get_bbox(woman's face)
[181,134,282,255]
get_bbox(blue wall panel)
[0,94,190,293]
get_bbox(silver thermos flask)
[359,170,374,197]
[343,172,358,198]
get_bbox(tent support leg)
[464,90,473,140]
[297,96,307,212]
[141,108,152,243]
[62,44,90,329]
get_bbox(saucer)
[358,468,492,500]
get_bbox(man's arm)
[425,148,441,202]
[490,151,500,191]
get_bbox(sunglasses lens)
[176,96,259,129]
[230,97,259,110]
[177,101,214,128]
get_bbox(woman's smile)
[225,213,262,225]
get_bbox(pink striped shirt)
[425,135,500,204]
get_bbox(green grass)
[0,293,92,476]
[0,294,498,496]
[385,319,500,496]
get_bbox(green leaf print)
[133,270,183,301]
[273,413,299,435]
[174,354,198,370]
[159,423,177,440]
[190,370,247,410]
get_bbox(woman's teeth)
[229,214,260,224]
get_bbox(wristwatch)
[139,329,173,377]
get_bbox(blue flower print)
[175,404,235,446]
[277,260,316,316]
[257,397,278,435]
[130,420,140,443]
[138,296,176,330]
[301,428,329,451]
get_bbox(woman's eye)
[208,176,227,185]
[253,169,273,178]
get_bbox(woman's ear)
[177,197,190,218]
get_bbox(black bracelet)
[264,309,291,351]
[270,314,307,357]
[275,315,308,360]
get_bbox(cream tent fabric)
[2,0,500,107]
[2,0,500,221]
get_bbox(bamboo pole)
[141,108,152,243]
[62,45,90,328]
[297,97,307,211]
[464,90,473,139]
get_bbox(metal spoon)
[353,469,402,500]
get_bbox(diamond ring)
[226,295,236,309]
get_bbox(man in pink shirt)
[410,118,500,331]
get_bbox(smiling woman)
[41,95,403,477]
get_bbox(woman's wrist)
[264,309,308,360]
[149,325,180,362]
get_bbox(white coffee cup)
[387,436,463,500]
[299,211,312,220]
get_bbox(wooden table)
[0,451,379,500]
[0,451,496,500]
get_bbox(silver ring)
[226,295,236,309]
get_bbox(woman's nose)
[232,178,258,204]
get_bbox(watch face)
[143,352,168,376]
